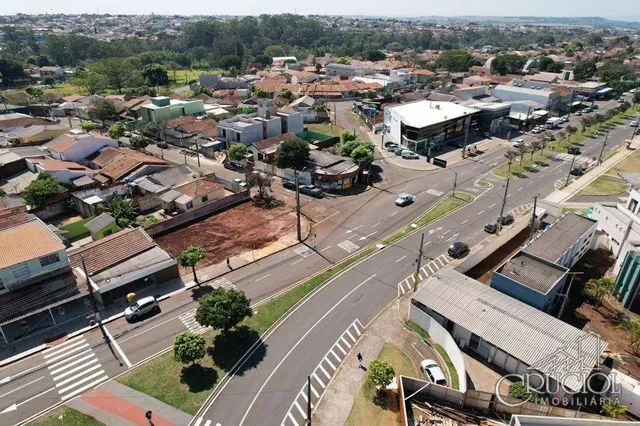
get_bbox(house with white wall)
[26,158,97,184]
[45,133,118,162]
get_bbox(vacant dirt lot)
[155,201,296,272]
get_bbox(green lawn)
[27,407,104,426]
[307,122,343,137]
[578,175,629,196]
[405,321,429,340]
[94,223,120,239]
[435,344,460,390]
[382,192,474,245]
[117,245,377,414]
[613,147,640,174]
[345,343,418,426]
[172,68,222,86]
[61,217,93,241]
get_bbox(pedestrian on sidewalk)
[226,257,232,270]
[357,352,363,369]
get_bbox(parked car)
[531,127,543,134]
[395,192,414,206]
[484,221,498,234]
[447,241,469,258]
[282,180,296,190]
[156,141,168,149]
[123,131,133,138]
[394,147,405,156]
[385,143,399,152]
[571,164,586,176]
[420,359,447,386]
[402,151,420,160]
[124,296,159,321]
[560,115,569,123]
[574,111,582,116]
[299,185,323,198]
[630,120,639,128]
[501,212,514,226]
[384,141,397,148]
[581,108,592,114]
[224,161,245,171]
[512,138,525,148]
[567,146,581,155]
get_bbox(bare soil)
[155,200,296,272]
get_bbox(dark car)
[484,221,498,234]
[567,146,581,155]
[224,161,245,171]
[571,164,585,176]
[282,180,296,190]
[447,241,469,258]
[156,141,168,149]
[500,212,514,226]
[299,185,324,198]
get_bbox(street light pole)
[529,193,539,241]
[306,375,312,425]
[452,171,458,197]
[413,233,425,292]
[566,153,577,187]
[496,177,510,236]
[598,133,608,166]
[295,170,302,242]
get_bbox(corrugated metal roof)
[414,269,606,391]
[524,213,596,264]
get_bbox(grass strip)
[435,344,460,390]
[405,320,430,340]
[26,406,104,426]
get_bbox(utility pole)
[413,233,425,292]
[295,170,302,242]
[496,177,510,235]
[452,171,458,197]
[529,193,539,241]
[81,256,108,341]
[598,133,608,166]
[306,375,312,425]
[462,118,470,158]
[195,139,201,168]
[566,153,577,187]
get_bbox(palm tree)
[586,277,615,310]
[504,151,518,173]
[517,144,529,166]
[529,140,542,160]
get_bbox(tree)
[365,49,386,62]
[24,86,44,105]
[228,143,248,161]
[87,99,117,127]
[173,332,206,365]
[80,121,96,133]
[179,246,206,285]
[516,144,529,166]
[142,63,169,86]
[315,63,322,74]
[504,150,518,172]
[626,320,640,355]
[220,54,242,70]
[23,173,60,206]
[585,277,615,310]
[436,49,473,72]
[601,399,627,418]
[491,54,526,76]
[279,89,294,100]
[107,197,138,228]
[253,88,268,98]
[0,58,25,83]
[529,139,543,160]
[351,144,374,165]
[42,76,56,88]
[74,70,107,95]
[538,56,554,72]
[275,138,310,170]
[246,172,274,205]
[130,135,150,150]
[195,287,252,334]
[341,131,357,144]
[367,359,395,391]
[339,139,360,157]
[108,122,125,140]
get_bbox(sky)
[2,0,640,19]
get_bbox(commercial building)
[384,100,479,155]
[615,249,640,313]
[326,63,370,77]
[492,84,572,112]
[138,96,205,123]
[410,269,606,395]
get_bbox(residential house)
[0,113,51,131]
[249,133,298,162]
[138,96,205,123]
[121,96,152,120]
[91,147,170,185]
[287,95,320,123]
[526,72,561,84]
[130,165,198,212]
[6,125,69,146]
[45,133,118,162]
[163,116,217,148]
[159,177,225,213]
[26,158,97,184]
[68,227,178,305]
[0,150,26,179]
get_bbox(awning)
[532,109,549,117]
[597,87,613,95]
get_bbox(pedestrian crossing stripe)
[178,309,209,334]
[337,240,359,253]
[280,320,364,426]
[425,188,444,197]
[294,246,314,257]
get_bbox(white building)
[26,158,97,184]
[45,133,118,162]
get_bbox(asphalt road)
[0,104,635,426]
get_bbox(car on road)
[531,127,543,134]
[299,184,324,198]
[395,192,414,206]
[124,296,159,321]
[500,212,514,226]
[384,141,397,148]
[512,138,525,148]
[447,241,469,258]
[567,146,581,155]
[484,221,498,234]
[581,108,592,114]
[574,111,582,116]
[156,141,168,149]
[402,151,420,159]
[385,143,399,152]
[282,180,296,190]
[420,359,447,386]
[631,120,639,128]
[560,115,569,123]
[224,160,245,172]
[571,164,587,175]
[394,147,405,156]
[123,131,133,138]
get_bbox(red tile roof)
[174,178,224,198]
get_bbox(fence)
[144,191,250,237]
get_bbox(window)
[11,263,30,280]
[186,201,193,209]
[39,253,60,267]
[202,195,208,203]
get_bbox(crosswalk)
[425,188,444,197]
[337,240,359,253]
[179,278,236,333]
[43,335,108,401]
[293,245,314,258]
[193,418,220,426]
[397,253,451,296]
[511,203,533,217]
[281,320,364,426]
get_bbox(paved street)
[0,103,635,425]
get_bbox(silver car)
[124,296,159,321]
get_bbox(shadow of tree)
[180,364,218,392]
[191,285,214,301]
[372,389,400,412]
[208,325,267,375]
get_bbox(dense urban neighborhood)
[2,7,640,426]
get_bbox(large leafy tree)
[436,49,473,72]
[108,122,125,140]
[585,277,615,310]
[367,359,395,391]
[87,99,117,127]
[491,54,526,76]
[275,138,310,170]
[228,143,248,161]
[107,197,138,228]
[129,135,150,150]
[179,246,206,285]
[142,63,169,86]
[195,287,252,334]
[23,173,60,207]
[0,58,25,83]
[173,332,206,365]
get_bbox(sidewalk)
[312,297,438,426]
[66,380,192,426]
[545,135,640,206]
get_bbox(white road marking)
[43,339,87,359]
[287,412,299,426]
[57,370,105,395]
[103,325,132,369]
[294,401,307,419]
[488,203,496,208]
[290,258,305,266]
[359,231,377,241]
[423,241,431,247]
[370,222,381,228]
[345,225,363,234]
[329,349,341,363]
[320,246,332,252]
[255,274,272,282]
[313,372,325,388]
[395,255,407,262]
[318,364,331,380]
[43,343,89,364]
[346,330,356,342]
[324,356,336,370]
[390,211,398,217]
[49,351,94,374]
[193,418,203,426]
[460,219,469,225]
[442,229,451,235]
[335,341,347,355]
[0,376,44,399]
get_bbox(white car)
[420,359,447,386]
[512,138,525,148]
[395,192,414,206]
[631,120,639,128]
[124,296,159,321]
[402,151,420,160]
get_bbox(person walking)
[357,352,363,368]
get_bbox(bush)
[173,332,206,365]
[23,173,60,206]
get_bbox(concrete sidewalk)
[66,380,192,426]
